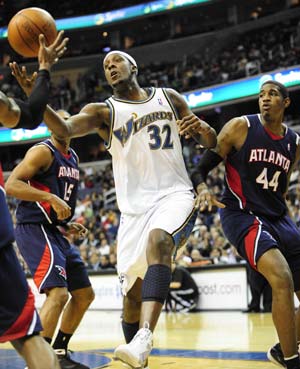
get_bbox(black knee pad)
[142,264,171,304]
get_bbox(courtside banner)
[28,274,123,310]
[28,266,248,311]
[192,266,248,310]
[0,0,212,37]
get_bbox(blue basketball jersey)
[0,163,15,249]
[16,139,79,226]
[222,114,299,218]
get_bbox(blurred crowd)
[1,18,299,118]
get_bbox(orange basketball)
[7,7,57,58]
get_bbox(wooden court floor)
[0,310,278,368]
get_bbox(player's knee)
[148,229,173,262]
[46,287,69,307]
[72,286,95,309]
[142,264,171,304]
[86,287,95,308]
[268,267,293,292]
[82,286,95,305]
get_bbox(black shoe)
[242,307,261,313]
[55,349,90,369]
[267,343,286,368]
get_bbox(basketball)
[7,7,57,58]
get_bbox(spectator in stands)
[89,251,101,271]
[189,249,212,267]
[109,253,117,269]
[99,254,115,270]
[98,238,110,256]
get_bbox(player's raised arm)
[3,31,68,129]
[10,61,110,140]
[165,88,217,148]
[0,67,51,129]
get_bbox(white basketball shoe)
[114,322,153,369]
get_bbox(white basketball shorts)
[117,190,197,295]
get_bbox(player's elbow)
[5,178,16,196]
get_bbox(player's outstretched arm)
[166,88,217,149]
[2,31,68,129]
[42,102,110,139]
[10,62,109,138]
[5,145,71,220]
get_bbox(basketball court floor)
[0,310,277,368]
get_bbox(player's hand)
[38,30,69,71]
[66,222,89,238]
[49,194,71,220]
[9,62,37,97]
[195,183,225,212]
[177,114,212,139]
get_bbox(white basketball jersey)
[106,87,193,214]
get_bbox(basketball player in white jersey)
[11,51,217,369]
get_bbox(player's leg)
[267,216,300,368]
[52,240,94,369]
[55,286,94,343]
[15,224,70,344]
[122,278,142,343]
[114,191,196,368]
[262,279,272,312]
[139,228,173,329]
[11,335,60,369]
[39,286,69,341]
[247,218,300,368]
[221,209,300,368]
[0,244,58,368]
[258,249,297,358]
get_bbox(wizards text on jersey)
[114,111,173,146]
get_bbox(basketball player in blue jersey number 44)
[0,31,68,369]
[5,111,95,369]
[11,50,217,369]
[179,80,300,369]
